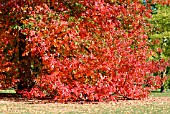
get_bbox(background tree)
[148,4,170,92]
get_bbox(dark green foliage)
[149,4,170,90]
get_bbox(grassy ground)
[0,90,16,94]
[0,90,170,114]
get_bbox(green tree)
[149,4,170,92]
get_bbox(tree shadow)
[0,93,55,104]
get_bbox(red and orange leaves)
[0,0,169,102]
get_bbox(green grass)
[0,90,170,114]
[150,89,170,97]
[151,92,170,97]
[0,90,16,94]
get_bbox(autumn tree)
[0,0,169,102]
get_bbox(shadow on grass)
[1,89,170,105]
[151,89,170,93]
[0,90,56,104]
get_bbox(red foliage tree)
[0,0,169,102]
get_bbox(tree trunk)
[160,71,166,93]
[160,85,164,93]
[17,31,34,92]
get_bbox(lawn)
[0,90,170,114]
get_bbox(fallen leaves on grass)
[0,96,170,114]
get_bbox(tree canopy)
[0,0,169,102]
